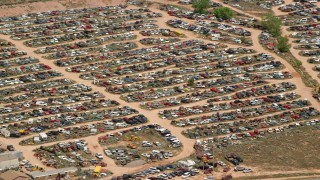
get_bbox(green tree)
[295,60,302,67]
[277,36,291,53]
[240,36,252,45]
[213,7,234,20]
[261,13,282,37]
[192,0,211,14]
[188,77,195,86]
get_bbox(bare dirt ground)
[0,0,126,17]
[0,0,319,179]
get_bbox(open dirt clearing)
[0,0,126,17]
[213,126,320,171]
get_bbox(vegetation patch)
[213,126,320,171]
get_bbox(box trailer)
[39,133,48,141]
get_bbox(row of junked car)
[139,28,184,37]
[195,20,251,36]
[97,60,282,91]
[0,56,39,68]
[160,4,258,28]
[56,41,254,80]
[183,106,319,139]
[83,52,278,87]
[142,81,296,110]
[35,32,137,54]
[0,70,63,88]
[56,39,206,67]
[0,92,110,113]
[0,5,128,23]
[22,20,158,47]
[6,16,143,40]
[0,63,51,78]
[171,99,313,127]
[119,52,275,102]
[279,1,316,12]
[163,98,310,121]
[0,98,136,122]
[17,114,148,145]
[0,82,91,104]
[288,23,320,32]
[1,105,139,134]
[107,70,292,95]
[9,11,161,40]
[0,78,74,100]
[0,7,161,34]
[125,79,267,103]
[114,164,199,180]
[44,42,138,60]
[0,49,26,60]
[73,42,224,77]
[121,69,291,101]
[167,19,248,45]
[65,41,227,75]
[139,37,181,45]
[160,91,299,119]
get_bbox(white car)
[182,172,190,179]
[141,153,151,158]
[95,153,103,159]
[243,168,253,173]
[104,149,112,156]
[20,160,29,166]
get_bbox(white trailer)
[0,128,10,137]
[39,133,48,141]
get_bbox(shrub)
[277,36,291,53]
[188,77,195,86]
[213,7,234,20]
[261,13,282,37]
[192,0,211,14]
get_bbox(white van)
[300,18,308,23]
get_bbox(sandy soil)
[0,0,318,179]
[0,0,126,17]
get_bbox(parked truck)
[93,166,101,177]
